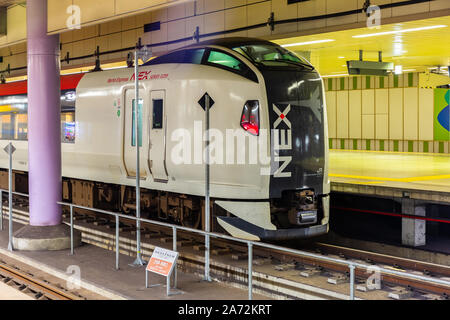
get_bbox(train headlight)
[240,100,259,136]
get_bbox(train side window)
[15,113,28,140]
[144,48,205,65]
[0,114,14,140]
[0,92,76,142]
[61,90,76,143]
[61,112,75,143]
[131,99,143,147]
[152,99,163,129]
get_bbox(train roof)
[185,37,276,49]
[0,73,84,96]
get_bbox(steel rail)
[0,263,78,300]
[56,201,450,299]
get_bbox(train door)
[123,89,147,178]
[148,90,168,182]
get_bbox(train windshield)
[232,44,313,69]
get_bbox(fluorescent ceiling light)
[322,73,349,78]
[394,65,403,75]
[281,39,335,47]
[353,25,447,38]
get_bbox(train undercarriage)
[0,169,325,237]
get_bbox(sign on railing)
[147,247,178,277]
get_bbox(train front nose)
[262,69,326,198]
[216,67,329,241]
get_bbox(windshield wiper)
[267,59,314,70]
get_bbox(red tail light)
[240,100,259,136]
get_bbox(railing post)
[7,145,13,251]
[172,226,177,288]
[166,270,170,296]
[70,205,74,255]
[204,93,211,282]
[349,264,355,300]
[115,215,120,270]
[248,242,253,300]
[145,269,148,288]
[132,49,145,267]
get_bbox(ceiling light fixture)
[353,25,447,38]
[322,73,349,78]
[281,39,335,47]
[394,65,403,75]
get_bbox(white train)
[0,37,329,241]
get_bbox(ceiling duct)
[347,50,394,76]
[0,7,6,36]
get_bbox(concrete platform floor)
[0,281,33,300]
[329,150,450,192]
[0,221,267,300]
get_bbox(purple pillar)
[27,0,62,226]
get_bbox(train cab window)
[204,49,258,83]
[207,50,243,71]
[152,99,163,129]
[131,99,143,147]
[232,44,313,70]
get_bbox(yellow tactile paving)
[329,150,450,193]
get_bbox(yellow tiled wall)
[326,72,440,153]
[2,0,450,76]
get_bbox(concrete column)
[401,198,426,247]
[26,0,61,226]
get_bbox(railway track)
[0,258,81,300]
[3,197,450,300]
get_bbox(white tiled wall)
[326,73,438,153]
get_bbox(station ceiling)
[274,15,450,76]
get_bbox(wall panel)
[336,91,349,139]
[403,87,418,140]
[349,90,362,139]
[326,91,337,138]
[361,90,375,115]
[389,88,404,140]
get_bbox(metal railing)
[0,189,29,251]
[56,201,450,300]
[0,186,449,299]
